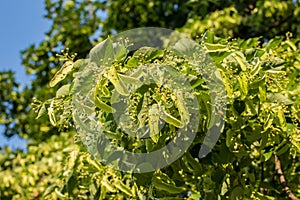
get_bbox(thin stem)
[260,162,266,194]
[274,155,298,200]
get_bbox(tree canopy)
[1,0,300,199]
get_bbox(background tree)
[181,0,300,39]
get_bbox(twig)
[274,155,298,200]
[260,162,267,194]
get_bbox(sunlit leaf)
[49,61,74,87]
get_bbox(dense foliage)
[2,0,300,140]
[1,0,300,199]
[181,0,300,39]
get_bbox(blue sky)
[0,1,50,150]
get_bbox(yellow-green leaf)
[49,60,73,87]
[238,73,248,99]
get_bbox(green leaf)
[229,186,244,199]
[126,57,139,68]
[283,40,297,51]
[232,52,247,71]
[259,85,266,102]
[152,171,186,194]
[148,104,161,143]
[250,58,261,77]
[49,60,73,87]
[171,38,198,60]
[183,152,202,171]
[276,142,290,155]
[266,37,283,50]
[263,151,273,161]
[36,103,47,119]
[276,109,287,131]
[204,43,229,52]
[146,138,154,152]
[226,129,234,148]
[55,188,67,199]
[101,178,116,193]
[162,109,182,128]
[134,47,164,61]
[43,185,56,197]
[266,93,294,105]
[291,139,300,153]
[90,37,114,67]
[203,31,215,43]
[245,98,257,115]
[105,66,129,96]
[118,73,141,85]
[237,73,248,99]
[220,71,233,97]
[253,191,276,200]
[99,185,107,200]
[175,91,190,125]
[73,59,85,70]
[266,67,285,73]
[94,96,115,113]
[48,100,57,126]
[250,75,265,89]
[113,42,128,61]
[243,125,262,142]
[126,47,164,68]
[191,78,205,89]
[264,114,273,131]
[114,180,134,196]
[56,84,70,98]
